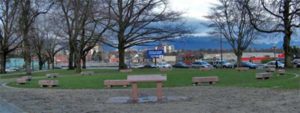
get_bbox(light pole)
[220,34,223,61]
[273,46,276,58]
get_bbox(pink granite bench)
[192,76,219,85]
[199,68,211,71]
[16,76,32,85]
[104,80,130,88]
[46,73,59,78]
[256,73,272,80]
[16,78,27,84]
[38,80,59,87]
[160,68,172,72]
[22,76,32,81]
[80,71,94,76]
[277,69,285,75]
[265,68,276,72]
[119,69,132,73]
[235,67,249,71]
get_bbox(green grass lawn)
[3,68,300,89]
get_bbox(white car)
[157,62,172,68]
[5,68,16,72]
[264,61,285,68]
[130,64,145,69]
[192,61,213,68]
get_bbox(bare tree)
[207,0,257,67]
[45,36,64,70]
[245,0,300,68]
[31,28,48,70]
[0,0,21,73]
[103,0,189,69]
[57,0,108,72]
[18,0,53,75]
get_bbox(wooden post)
[156,81,163,101]
[131,82,138,102]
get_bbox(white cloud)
[169,0,219,20]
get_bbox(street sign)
[147,50,164,58]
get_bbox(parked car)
[293,59,300,64]
[210,60,234,68]
[191,61,213,68]
[130,64,145,69]
[291,59,300,68]
[234,61,257,69]
[143,63,157,68]
[264,61,285,68]
[5,67,16,72]
[157,62,172,68]
[295,63,300,68]
[173,62,190,68]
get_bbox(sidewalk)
[0,81,25,113]
[0,97,25,113]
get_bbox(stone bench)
[160,68,172,72]
[256,72,272,80]
[192,76,219,85]
[80,71,94,76]
[46,73,59,78]
[22,76,32,81]
[119,69,132,73]
[104,80,130,88]
[16,76,32,84]
[199,68,211,71]
[38,80,59,87]
[265,68,276,72]
[16,78,27,84]
[235,67,249,71]
[277,69,285,75]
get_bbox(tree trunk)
[38,60,43,70]
[236,51,243,67]
[23,35,32,75]
[68,47,74,70]
[75,52,81,73]
[82,56,86,69]
[0,53,7,73]
[37,55,44,70]
[51,59,55,70]
[283,33,293,68]
[47,59,50,70]
[118,46,127,70]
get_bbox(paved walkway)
[0,81,25,113]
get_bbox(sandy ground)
[0,86,299,113]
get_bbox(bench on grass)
[192,76,219,85]
[104,80,130,88]
[265,68,276,72]
[199,68,211,71]
[277,69,285,75]
[256,72,272,80]
[46,73,59,78]
[22,76,32,81]
[119,69,132,73]
[80,71,94,76]
[16,78,27,84]
[235,67,249,71]
[160,68,172,72]
[38,80,59,87]
[16,76,32,85]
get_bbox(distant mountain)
[168,35,300,50]
[102,18,300,51]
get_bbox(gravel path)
[0,86,299,113]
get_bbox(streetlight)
[220,34,223,61]
[272,46,276,58]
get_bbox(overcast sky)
[170,0,219,20]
